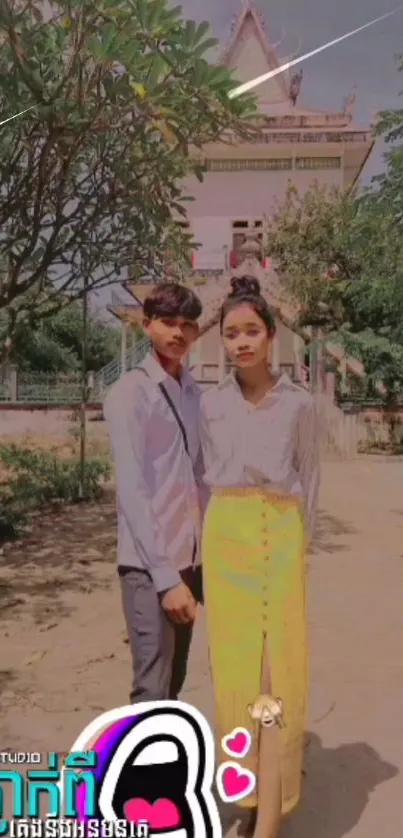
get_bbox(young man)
[104,283,208,703]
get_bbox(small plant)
[0,444,111,538]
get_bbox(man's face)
[143,316,199,361]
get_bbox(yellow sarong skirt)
[201,487,307,815]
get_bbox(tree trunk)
[309,327,318,391]
[79,277,88,498]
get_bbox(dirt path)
[1,458,403,837]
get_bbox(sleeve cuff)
[152,566,182,593]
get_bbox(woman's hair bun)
[229,275,261,297]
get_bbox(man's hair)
[143,283,202,321]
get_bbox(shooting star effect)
[1,7,402,126]
[229,7,403,98]
[0,106,36,128]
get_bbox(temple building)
[109,0,374,388]
[180,0,373,272]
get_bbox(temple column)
[309,327,318,391]
[188,332,202,382]
[271,329,280,373]
[218,342,226,382]
[340,355,347,395]
[292,332,303,381]
[326,369,336,401]
[120,322,128,375]
[189,336,201,367]
[316,329,325,393]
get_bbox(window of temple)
[206,159,292,171]
[295,157,341,169]
[232,219,262,232]
[205,157,341,171]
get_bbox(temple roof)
[219,0,291,106]
[218,1,359,123]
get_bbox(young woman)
[200,276,319,838]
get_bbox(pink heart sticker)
[216,762,256,803]
[124,798,181,828]
[221,727,251,758]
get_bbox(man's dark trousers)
[119,565,203,703]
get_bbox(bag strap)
[158,382,189,455]
[136,366,189,456]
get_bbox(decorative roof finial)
[257,8,266,31]
[343,86,357,117]
[289,68,303,106]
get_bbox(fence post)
[9,365,18,401]
[341,403,360,459]
[120,323,128,375]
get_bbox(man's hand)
[160,582,196,624]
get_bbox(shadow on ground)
[281,733,398,837]
[0,668,17,696]
[0,490,116,625]
[0,496,356,626]
[311,510,357,555]
[217,732,398,838]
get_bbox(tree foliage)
[371,54,403,233]
[0,443,111,537]
[264,56,403,407]
[0,0,256,347]
[0,297,121,372]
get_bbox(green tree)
[0,0,256,352]
[370,54,403,236]
[264,178,403,417]
[264,182,359,331]
[264,58,403,413]
[0,300,121,372]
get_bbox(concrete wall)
[1,407,402,451]
[0,407,102,440]
[276,321,295,364]
[185,169,343,220]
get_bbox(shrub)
[0,444,111,538]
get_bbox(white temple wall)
[183,167,343,267]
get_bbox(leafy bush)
[0,299,121,374]
[0,444,111,538]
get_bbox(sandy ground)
[1,455,403,836]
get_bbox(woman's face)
[222,303,273,369]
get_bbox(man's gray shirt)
[104,352,208,592]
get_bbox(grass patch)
[0,428,111,539]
